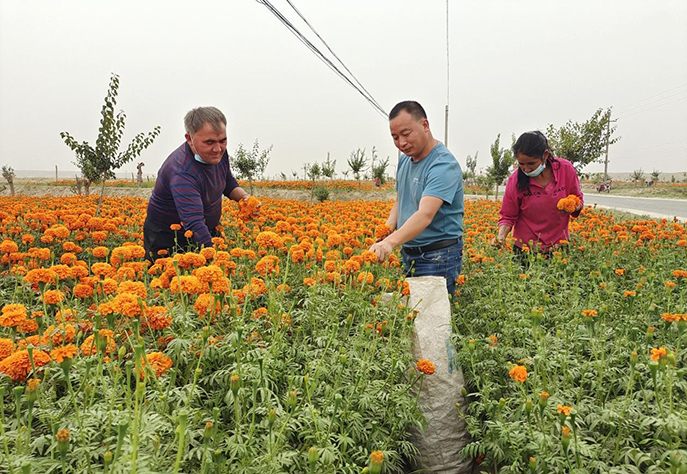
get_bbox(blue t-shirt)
[395,142,464,247]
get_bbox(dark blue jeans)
[401,240,464,297]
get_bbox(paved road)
[582,194,687,221]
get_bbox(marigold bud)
[369,450,384,474]
[308,446,319,466]
[230,374,240,395]
[56,428,70,455]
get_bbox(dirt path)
[5,184,397,202]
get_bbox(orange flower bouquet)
[238,196,261,220]
[556,194,581,214]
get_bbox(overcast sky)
[1,0,686,180]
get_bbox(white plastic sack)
[407,276,472,474]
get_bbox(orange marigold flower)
[417,359,435,375]
[673,270,687,279]
[561,426,571,437]
[357,271,374,285]
[242,277,267,297]
[170,224,182,231]
[50,344,78,363]
[0,338,14,361]
[0,304,28,328]
[42,289,65,305]
[614,268,625,276]
[650,346,667,362]
[256,231,284,249]
[169,275,202,295]
[0,349,51,382]
[581,309,598,317]
[73,283,94,299]
[80,333,116,356]
[303,277,316,287]
[194,293,223,318]
[487,334,497,347]
[144,352,173,378]
[143,306,172,330]
[24,268,57,285]
[370,450,384,469]
[254,255,280,277]
[20,318,39,334]
[238,196,261,220]
[276,283,291,293]
[375,224,393,241]
[556,194,581,214]
[0,240,19,254]
[557,404,572,416]
[509,364,528,383]
[623,290,636,297]
[117,280,147,299]
[92,246,109,258]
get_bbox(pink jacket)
[498,158,584,251]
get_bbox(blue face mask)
[523,162,546,177]
[188,136,209,164]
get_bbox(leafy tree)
[279,172,287,180]
[545,108,619,173]
[321,153,337,179]
[630,168,645,185]
[232,139,273,195]
[651,169,661,182]
[307,162,321,182]
[306,162,322,202]
[371,158,390,185]
[464,151,478,185]
[486,134,515,199]
[60,73,160,213]
[347,148,367,189]
[2,166,15,196]
[368,146,388,185]
[291,170,298,180]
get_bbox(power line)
[612,137,687,155]
[614,88,687,115]
[255,0,387,119]
[616,95,687,119]
[614,82,687,112]
[282,0,386,116]
[613,144,687,160]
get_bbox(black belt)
[403,238,460,256]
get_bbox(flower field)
[0,195,685,473]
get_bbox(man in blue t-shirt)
[144,107,254,261]
[370,101,464,296]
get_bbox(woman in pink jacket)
[496,131,584,258]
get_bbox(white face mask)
[188,135,209,164]
[523,162,546,177]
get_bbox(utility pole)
[444,0,449,147]
[603,112,618,185]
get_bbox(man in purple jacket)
[144,107,252,262]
